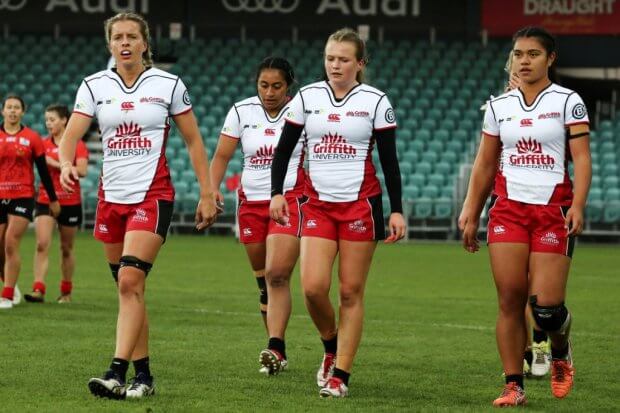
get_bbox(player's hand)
[195,193,218,231]
[458,207,480,253]
[49,201,61,218]
[269,194,289,225]
[59,164,79,193]
[505,72,521,92]
[215,191,225,214]
[564,205,584,236]
[384,212,406,243]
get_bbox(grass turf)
[1,232,618,412]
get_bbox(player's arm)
[47,156,61,169]
[173,110,217,229]
[210,134,238,207]
[75,157,88,177]
[459,134,501,252]
[566,123,591,235]
[375,127,406,242]
[59,113,92,191]
[34,155,58,203]
[270,121,304,224]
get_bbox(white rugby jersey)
[285,81,396,202]
[74,67,191,204]
[221,96,305,202]
[483,83,589,206]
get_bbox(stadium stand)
[3,35,618,235]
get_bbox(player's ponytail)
[104,12,154,68]
[325,27,368,83]
[512,26,558,84]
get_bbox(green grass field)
[2,231,619,412]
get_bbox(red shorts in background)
[300,194,385,241]
[487,195,574,257]
[94,198,173,243]
[238,195,304,244]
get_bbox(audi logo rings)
[0,0,27,11]
[221,0,300,13]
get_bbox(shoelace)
[553,361,569,381]
[328,378,343,389]
[322,354,335,376]
[501,383,521,398]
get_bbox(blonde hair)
[325,27,368,83]
[104,12,153,67]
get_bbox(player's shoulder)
[144,67,179,82]
[299,81,328,93]
[83,69,109,83]
[21,126,42,139]
[233,95,262,108]
[489,88,519,105]
[358,83,386,97]
[548,83,577,96]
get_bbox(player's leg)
[300,236,338,387]
[56,224,78,302]
[319,239,375,398]
[243,242,268,329]
[27,213,56,302]
[528,302,551,377]
[529,251,573,398]
[489,243,529,407]
[0,214,30,309]
[259,233,299,375]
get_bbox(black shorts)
[35,202,83,227]
[0,198,35,224]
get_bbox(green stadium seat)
[409,173,426,187]
[413,198,433,219]
[435,161,452,176]
[422,185,439,199]
[415,161,432,175]
[588,188,603,202]
[434,198,453,219]
[603,201,620,223]
[428,173,444,187]
[401,151,418,164]
[403,185,420,200]
[441,185,454,198]
[605,188,620,201]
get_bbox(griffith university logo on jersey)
[509,137,554,170]
[312,133,356,160]
[107,122,152,157]
[249,145,274,170]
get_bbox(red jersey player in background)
[59,13,217,400]
[460,27,591,406]
[0,94,60,309]
[210,57,306,375]
[23,104,89,304]
[270,28,406,398]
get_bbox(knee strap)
[119,255,153,276]
[109,263,120,282]
[256,276,268,305]
[529,295,569,332]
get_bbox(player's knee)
[266,267,290,288]
[60,242,72,258]
[256,276,268,305]
[36,239,50,253]
[303,283,328,302]
[530,295,570,332]
[497,292,527,315]
[339,284,363,307]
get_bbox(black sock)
[533,329,548,343]
[551,343,569,359]
[268,337,287,360]
[505,374,524,389]
[321,335,337,354]
[524,350,533,366]
[333,368,350,386]
[109,358,129,381]
[133,357,151,377]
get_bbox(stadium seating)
[4,34,618,231]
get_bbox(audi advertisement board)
[0,0,470,36]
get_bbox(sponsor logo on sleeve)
[385,108,395,123]
[572,103,586,119]
[183,90,191,106]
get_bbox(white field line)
[192,308,619,339]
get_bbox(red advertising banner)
[482,0,620,35]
